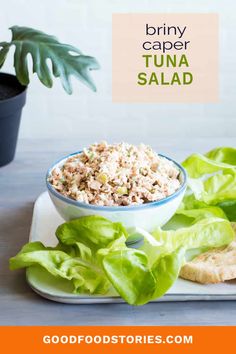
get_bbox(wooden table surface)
[0,138,236,326]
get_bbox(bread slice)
[180,223,236,284]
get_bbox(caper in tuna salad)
[49,142,181,206]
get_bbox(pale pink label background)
[112,14,218,103]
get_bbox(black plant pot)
[0,73,27,167]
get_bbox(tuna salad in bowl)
[46,142,187,230]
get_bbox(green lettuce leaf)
[205,147,236,165]
[100,237,185,305]
[151,247,185,299]
[102,248,156,305]
[152,218,234,255]
[182,147,236,209]
[10,241,110,295]
[56,215,128,251]
[56,241,92,261]
[186,172,236,205]
[218,200,236,221]
[164,206,227,230]
[137,217,234,268]
[182,147,236,179]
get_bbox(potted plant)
[0,26,99,167]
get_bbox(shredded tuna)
[49,142,181,206]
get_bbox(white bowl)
[46,152,187,231]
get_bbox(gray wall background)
[0,0,235,148]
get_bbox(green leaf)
[151,247,185,299]
[151,218,234,255]
[182,147,236,208]
[101,238,186,305]
[164,206,227,231]
[56,241,93,261]
[9,241,109,295]
[0,42,10,68]
[56,215,128,251]
[182,152,235,179]
[218,200,236,221]
[102,249,156,305]
[206,147,236,165]
[137,217,234,268]
[7,26,99,93]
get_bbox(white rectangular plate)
[27,192,236,304]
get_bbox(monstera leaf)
[0,26,99,93]
[0,42,10,68]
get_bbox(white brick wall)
[0,0,235,143]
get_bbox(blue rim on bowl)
[46,151,188,211]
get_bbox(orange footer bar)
[0,326,234,354]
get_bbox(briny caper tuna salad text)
[49,142,181,206]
